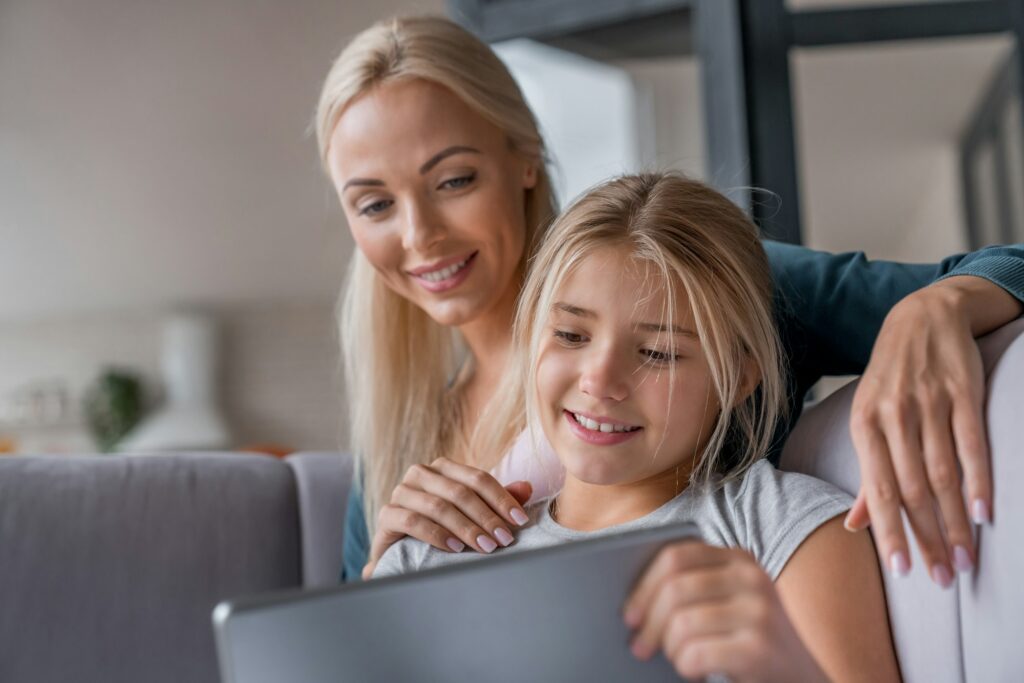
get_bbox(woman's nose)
[578,348,630,402]
[400,198,446,252]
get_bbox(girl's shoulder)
[691,460,854,579]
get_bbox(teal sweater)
[341,241,1024,582]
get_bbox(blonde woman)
[373,173,901,682]
[316,16,1024,584]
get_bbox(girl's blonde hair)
[475,172,787,486]
[315,16,557,533]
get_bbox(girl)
[317,16,1024,584]
[373,173,900,682]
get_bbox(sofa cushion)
[0,452,301,683]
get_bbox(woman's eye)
[642,348,680,363]
[358,199,393,217]
[553,330,586,345]
[439,173,476,190]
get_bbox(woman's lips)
[564,409,643,446]
[410,251,477,293]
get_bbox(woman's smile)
[408,251,478,292]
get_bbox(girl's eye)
[553,329,586,345]
[439,173,476,191]
[358,199,393,217]
[642,348,680,363]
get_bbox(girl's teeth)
[421,257,469,282]
[572,412,635,433]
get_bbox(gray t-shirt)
[374,460,852,581]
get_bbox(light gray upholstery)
[781,317,1024,682]
[0,452,302,683]
[285,451,354,588]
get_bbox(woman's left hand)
[846,276,1022,586]
[622,542,827,683]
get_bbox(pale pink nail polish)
[889,551,910,578]
[971,499,991,525]
[511,508,529,526]
[477,534,497,553]
[446,537,465,553]
[930,564,954,589]
[953,546,973,573]
[494,528,514,547]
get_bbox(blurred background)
[1,0,1021,455]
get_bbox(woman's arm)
[341,477,370,582]
[767,241,1024,587]
[623,518,900,682]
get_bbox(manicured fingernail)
[477,535,498,553]
[930,564,954,589]
[630,637,653,660]
[889,551,910,578]
[446,537,465,553]
[511,508,529,526]
[623,606,641,628]
[971,499,991,525]
[494,528,515,547]
[953,545,973,573]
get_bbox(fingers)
[369,501,464,565]
[390,483,505,554]
[505,480,533,506]
[426,458,531,528]
[843,490,870,532]
[921,405,974,575]
[631,557,763,661]
[623,541,727,630]
[850,414,913,579]
[951,395,992,526]
[667,632,760,682]
[881,406,953,586]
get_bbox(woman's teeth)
[419,256,471,283]
[572,412,639,433]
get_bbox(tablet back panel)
[214,521,699,683]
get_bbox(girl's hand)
[361,457,532,579]
[623,543,827,682]
[845,276,1021,586]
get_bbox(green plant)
[83,369,143,452]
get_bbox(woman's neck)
[552,464,693,532]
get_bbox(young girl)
[373,173,900,682]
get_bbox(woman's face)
[535,246,722,487]
[327,78,537,328]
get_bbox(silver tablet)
[213,521,701,683]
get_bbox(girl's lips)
[563,409,643,446]
[411,251,477,293]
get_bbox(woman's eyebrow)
[341,177,385,192]
[419,145,481,174]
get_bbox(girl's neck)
[552,464,694,532]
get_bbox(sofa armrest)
[780,317,1024,682]
[285,451,354,588]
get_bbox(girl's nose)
[401,198,446,252]
[578,348,630,402]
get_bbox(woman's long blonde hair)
[315,16,557,533]
[475,173,787,486]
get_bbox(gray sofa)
[0,318,1021,683]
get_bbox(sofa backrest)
[0,452,301,683]
[780,317,1024,682]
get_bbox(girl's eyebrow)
[553,302,697,338]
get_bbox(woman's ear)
[522,160,538,189]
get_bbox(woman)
[373,171,901,681]
[315,16,1024,584]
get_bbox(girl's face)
[535,245,722,487]
[327,78,537,328]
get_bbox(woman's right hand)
[361,457,533,579]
